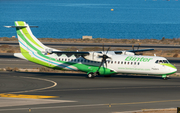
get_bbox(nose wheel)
[162,75,168,80]
[163,77,168,80]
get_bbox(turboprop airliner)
[5,21,177,79]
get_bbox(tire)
[87,73,95,78]
[163,77,168,80]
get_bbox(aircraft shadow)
[14,71,166,80]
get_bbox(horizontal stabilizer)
[4,26,38,28]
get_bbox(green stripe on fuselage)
[15,21,43,49]
[160,63,176,69]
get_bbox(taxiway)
[0,71,180,113]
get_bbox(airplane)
[5,21,177,80]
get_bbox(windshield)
[155,60,169,64]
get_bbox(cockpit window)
[159,60,163,63]
[155,60,159,63]
[155,60,169,64]
[163,60,169,63]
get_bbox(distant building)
[82,36,92,40]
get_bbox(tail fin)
[15,21,54,53]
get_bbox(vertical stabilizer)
[15,21,55,53]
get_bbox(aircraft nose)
[169,64,177,73]
[171,67,177,73]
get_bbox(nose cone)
[168,64,177,74]
[161,63,177,74]
[171,66,177,73]
[169,64,177,73]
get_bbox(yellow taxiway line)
[0,93,58,99]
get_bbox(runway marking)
[0,99,180,111]
[33,85,180,92]
[0,94,58,99]
[106,99,180,106]
[0,98,76,108]
[0,59,24,61]
[5,76,57,94]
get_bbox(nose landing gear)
[162,75,168,80]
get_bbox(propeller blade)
[97,44,110,72]
[106,46,111,54]
[103,44,104,53]
[105,60,107,69]
[98,58,105,71]
[137,43,141,50]
[132,45,134,52]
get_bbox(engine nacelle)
[83,52,112,62]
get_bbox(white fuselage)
[48,53,176,75]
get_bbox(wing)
[51,48,154,56]
[114,48,154,54]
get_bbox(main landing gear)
[87,72,95,78]
[87,72,100,78]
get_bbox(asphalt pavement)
[0,71,180,113]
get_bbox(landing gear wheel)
[87,73,95,78]
[163,77,168,80]
[162,75,168,80]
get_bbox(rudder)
[15,21,52,53]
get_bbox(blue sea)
[1,0,180,39]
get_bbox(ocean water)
[1,0,180,39]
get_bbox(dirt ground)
[1,37,180,58]
[134,108,177,113]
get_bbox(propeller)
[132,43,141,54]
[132,45,134,52]
[97,44,111,73]
[137,43,141,51]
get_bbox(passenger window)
[62,58,64,61]
[131,62,133,65]
[108,61,110,64]
[134,62,136,65]
[138,62,140,65]
[111,61,113,64]
[115,61,116,64]
[121,61,123,64]
[124,62,126,64]
[118,61,120,64]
